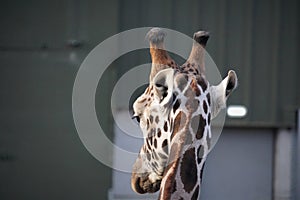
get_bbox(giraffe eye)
[132,115,140,123]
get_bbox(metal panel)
[0,0,119,50]
[0,1,69,48]
[0,1,120,199]
[277,0,300,125]
[273,129,294,200]
[0,51,113,200]
[201,129,274,200]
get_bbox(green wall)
[0,0,299,199]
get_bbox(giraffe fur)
[131,28,238,200]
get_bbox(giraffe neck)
[159,144,207,200]
[157,75,211,200]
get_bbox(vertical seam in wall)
[297,110,300,200]
[218,0,226,72]
[271,128,277,200]
[270,0,281,124]
[170,0,176,30]
[273,129,294,200]
[297,2,300,109]
[243,0,254,122]
[117,0,123,32]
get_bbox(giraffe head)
[131,28,237,198]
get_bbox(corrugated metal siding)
[0,1,119,199]
[118,0,300,127]
[0,1,299,200]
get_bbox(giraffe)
[131,28,238,200]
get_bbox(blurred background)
[0,0,299,199]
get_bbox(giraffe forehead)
[174,73,209,95]
[174,73,189,91]
[135,72,212,135]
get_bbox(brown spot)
[167,61,173,66]
[145,87,150,94]
[154,138,157,148]
[151,162,158,171]
[191,185,200,200]
[203,100,208,114]
[149,128,155,137]
[155,116,159,124]
[171,111,186,141]
[149,115,153,124]
[185,98,199,113]
[200,163,205,180]
[184,87,194,98]
[148,135,153,145]
[146,119,150,130]
[139,98,147,103]
[164,121,168,132]
[184,130,193,145]
[208,113,211,125]
[157,129,161,137]
[197,76,207,92]
[197,157,202,165]
[175,74,188,91]
[146,138,151,149]
[154,161,159,168]
[180,147,197,193]
[206,93,211,105]
[162,139,168,155]
[197,145,204,164]
[153,151,159,160]
[195,115,206,140]
[146,151,151,161]
[197,145,204,160]
[191,79,200,96]
[173,99,180,114]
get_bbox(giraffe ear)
[153,68,174,105]
[210,70,238,118]
[224,70,238,97]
